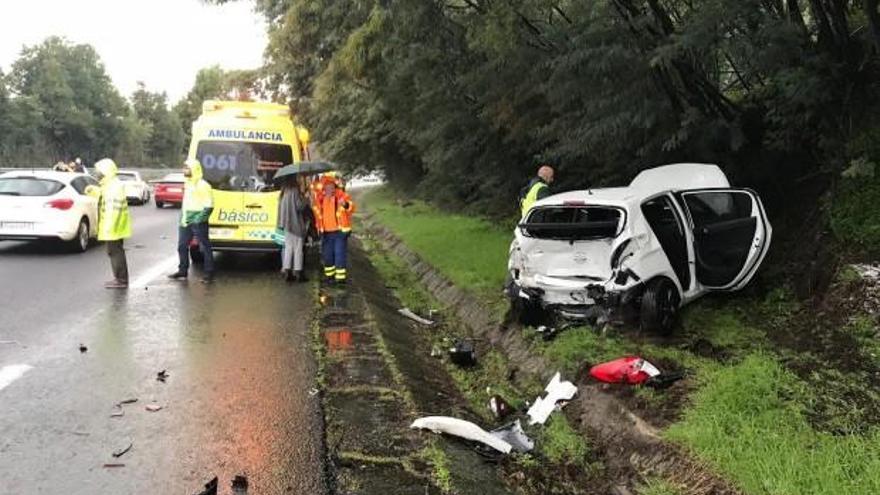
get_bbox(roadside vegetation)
[362,185,880,494]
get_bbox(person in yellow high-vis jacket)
[86,158,132,289]
[168,159,215,283]
[519,165,555,218]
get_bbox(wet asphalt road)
[0,205,325,494]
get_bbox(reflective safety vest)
[96,179,132,241]
[181,179,214,226]
[520,178,549,218]
[313,189,355,233]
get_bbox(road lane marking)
[130,255,180,289]
[0,364,33,392]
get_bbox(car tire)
[640,277,680,335]
[189,245,204,265]
[155,200,163,209]
[68,218,90,253]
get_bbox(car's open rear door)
[677,188,771,291]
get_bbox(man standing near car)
[313,174,355,284]
[87,158,131,289]
[519,165,555,218]
[168,159,215,283]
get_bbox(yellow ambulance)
[186,100,310,253]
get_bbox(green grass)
[831,173,880,252]
[539,415,592,468]
[666,354,880,494]
[636,478,685,495]
[421,443,454,493]
[364,187,511,312]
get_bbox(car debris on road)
[526,372,578,425]
[193,476,218,495]
[156,370,169,382]
[145,404,163,412]
[111,442,133,458]
[411,416,515,454]
[399,307,435,326]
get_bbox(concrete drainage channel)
[314,245,509,494]
[357,211,742,495]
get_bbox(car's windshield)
[196,140,293,192]
[117,174,138,182]
[522,206,623,240]
[0,177,65,196]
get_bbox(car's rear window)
[160,174,185,183]
[117,174,138,182]
[522,206,623,240]
[0,177,65,197]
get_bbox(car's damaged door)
[676,189,772,291]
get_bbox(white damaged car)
[506,163,771,333]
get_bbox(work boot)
[167,271,187,280]
[295,270,308,283]
[104,279,128,289]
[286,270,296,283]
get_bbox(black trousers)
[106,240,129,283]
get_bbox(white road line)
[130,255,180,289]
[0,364,33,392]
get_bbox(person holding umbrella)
[276,174,310,282]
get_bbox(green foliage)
[246,0,880,215]
[538,415,591,468]
[365,187,511,308]
[666,354,880,494]
[0,37,186,167]
[831,173,880,252]
[637,478,685,495]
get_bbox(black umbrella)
[273,161,334,182]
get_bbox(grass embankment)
[361,185,880,494]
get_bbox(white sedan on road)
[507,163,772,333]
[117,170,151,205]
[0,170,99,252]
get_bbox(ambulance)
[186,100,310,254]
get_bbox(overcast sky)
[0,0,267,103]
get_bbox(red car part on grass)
[589,356,661,385]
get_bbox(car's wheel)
[68,218,90,253]
[155,200,163,209]
[189,245,204,265]
[640,277,680,335]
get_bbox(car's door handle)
[245,203,262,209]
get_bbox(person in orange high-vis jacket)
[313,174,356,283]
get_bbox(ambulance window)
[196,141,293,192]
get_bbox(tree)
[131,82,184,166]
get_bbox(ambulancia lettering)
[207,129,283,142]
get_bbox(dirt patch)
[361,212,743,495]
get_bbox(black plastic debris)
[488,395,512,420]
[448,340,476,367]
[645,370,686,389]
[79,344,88,353]
[157,370,169,383]
[232,475,249,494]
[194,477,218,495]
[112,442,132,458]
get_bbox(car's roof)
[535,188,640,209]
[534,163,732,210]
[0,170,89,184]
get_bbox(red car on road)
[152,173,185,208]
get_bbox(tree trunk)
[865,0,880,54]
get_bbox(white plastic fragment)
[638,359,661,378]
[526,372,578,425]
[411,416,512,454]
[490,420,534,453]
[398,308,435,326]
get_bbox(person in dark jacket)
[277,177,310,282]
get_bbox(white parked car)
[0,170,99,252]
[116,170,151,205]
[507,163,772,333]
